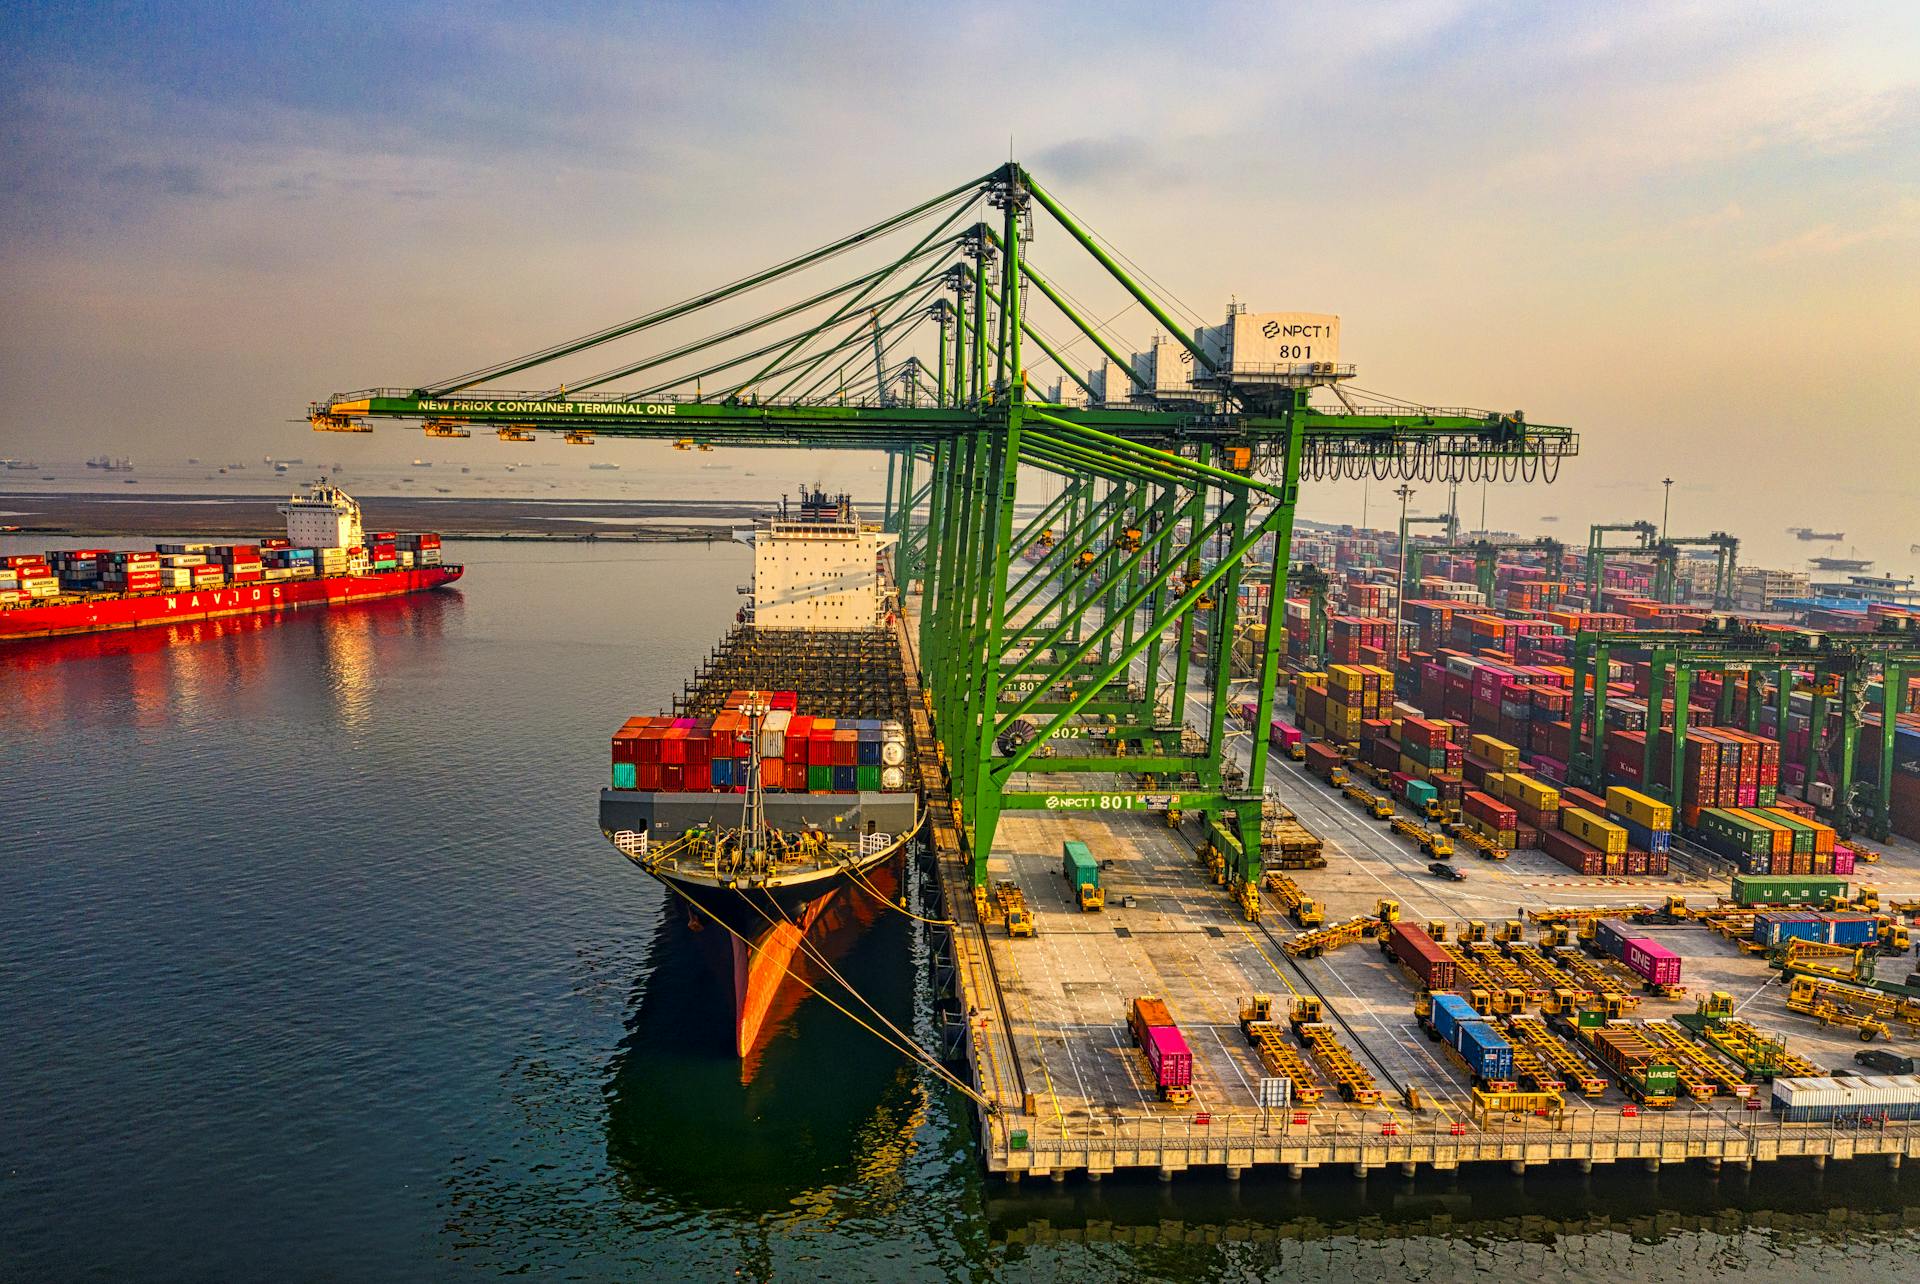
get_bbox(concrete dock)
[899,616,1920,1184]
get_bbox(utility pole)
[1394,485,1414,659]
[1661,477,1674,541]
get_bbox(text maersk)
[415,399,679,417]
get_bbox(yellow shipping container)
[1369,664,1396,694]
[1397,754,1431,781]
[1470,734,1521,770]
[1604,786,1672,832]
[1328,665,1366,693]
[1514,777,1560,811]
[1561,806,1627,855]
[1484,772,1515,803]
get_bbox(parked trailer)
[1128,996,1193,1104]
[1384,920,1457,990]
[1729,875,1849,908]
[1061,839,1103,911]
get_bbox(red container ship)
[0,481,462,642]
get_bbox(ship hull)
[649,855,903,1057]
[0,565,463,641]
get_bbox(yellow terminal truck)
[1268,873,1325,927]
[1061,840,1104,912]
[994,880,1036,937]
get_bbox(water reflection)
[601,886,931,1219]
[983,1159,1920,1279]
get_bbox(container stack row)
[610,690,910,794]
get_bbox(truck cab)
[1079,882,1105,912]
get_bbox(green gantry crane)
[308,162,1578,893]
[1407,537,1567,604]
[1653,533,1740,609]
[1569,617,1920,839]
[1585,521,1658,604]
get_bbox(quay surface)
[897,610,1920,1185]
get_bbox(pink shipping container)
[1268,719,1303,752]
[1621,939,1682,987]
[1834,845,1857,876]
[1143,1025,1194,1092]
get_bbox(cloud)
[1757,200,1920,259]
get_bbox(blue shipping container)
[1453,1021,1515,1082]
[1429,994,1477,1045]
[712,758,735,789]
[1594,919,1635,961]
[1753,914,1826,946]
[1826,914,1878,947]
[832,765,858,791]
[856,739,882,766]
[1621,819,1671,853]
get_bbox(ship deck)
[899,597,1920,1186]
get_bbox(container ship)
[0,481,461,642]
[600,488,922,1057]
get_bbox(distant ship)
[1,482,461,642]
[1810,556,1872,572]
[85,455,133,471]
[589,462,620,471]
[1787,527,1844,541]
[0,459,40,471]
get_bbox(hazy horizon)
[5,2,1917,575]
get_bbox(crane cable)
[729,877,995,1109]
[654,874,992,1109]
[832,814,957,927]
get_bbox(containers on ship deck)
[606,696,910,795]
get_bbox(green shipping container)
[1728,874,1848,907]
[856,765,882,791]
[1766,811,1817,855]
[808,764,834,792]
[1062,840,1100,889]
[1405,780,1438,807]
[1700,809,1769,856]
[611,762,637,790]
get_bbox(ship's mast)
[735,692,771,875]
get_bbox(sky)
[3,1,1918,568]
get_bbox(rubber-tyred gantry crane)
[309,163,1579,892]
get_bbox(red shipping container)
[662,764,684,791]
[1386,921,1456,990]
[684,731,711,766]
[685,761,711,791]
[1541,826,1605,875]
[832,730,858,766]
[661,728,688,765]
[785,761,809,791]
[636,763,662,791]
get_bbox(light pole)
[1394,485,1414,659]
[1661,477,1674,541]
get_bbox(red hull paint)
[0,566,463,641]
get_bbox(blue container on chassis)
[1752,914,1826,946]
[1453,1020,1515,1082]
[1429,993,1477,1045]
